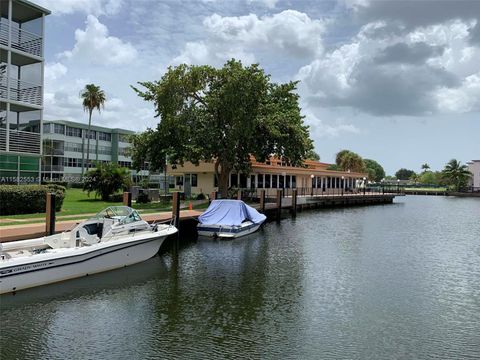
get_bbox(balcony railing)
[0,77,42,107]
[0,128,6,151]
[42,165,65,172]
[0,21,43,57]
[8,130,41,154]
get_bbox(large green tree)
[363,159,385,182]
[335,149,365,172]
[443,159,472,191]
[80,84,106,177]
[395,168,416,180]
[131,59,314,197]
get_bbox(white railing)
[42,165,65,172]
[0,77,42,106]
[0,128,6,151]
[0,21,43,57]
[8,130,41,154]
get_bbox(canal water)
[1,196,479,359]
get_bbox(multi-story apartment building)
[42,120,136,181]
[467,160,480,188]
[0,0,49,184]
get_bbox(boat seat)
[77,227,99,246]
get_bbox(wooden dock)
[0,192,399,242]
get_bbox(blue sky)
[37,0,480,175]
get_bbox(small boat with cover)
[0,206,177,294]
[197,200,266,238]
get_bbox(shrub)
[0,185,66,215]
[196,193,206,200]
[42,180,69,188]
[136,191,150,203]
[83,163,131,201]
[109,193,124,202]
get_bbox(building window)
[292,175,296,188]
[191,174,198,187]
[54,124,65,135]
[118,161,132,168]
[86,130,96,140]
[43,123,51,133]
[66,126,82,138]
[279,175,285,188]
[119,134,131,143]
[265,174,271,188]
[286,176,291,188]
[98,132,111,141]
[239,174,247,188]
[230,173,238,187]
[98,145,112,155]
[272,175,278,188]
[257,174,264,188]
[118,147,130,156]
[176,176,183,186]
[250,175,255,189]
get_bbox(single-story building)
[167,157,368,197]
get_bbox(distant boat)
[197,200,267,238]
[0,206,177,294]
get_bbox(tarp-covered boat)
[197,200,266,238]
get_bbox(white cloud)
[173,10,325,66]
[61,15,137,66]
[436,73,480,112]
[44,62,67,82]
[36,0,123,16]
[297,20,480,116]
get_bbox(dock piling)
[260,190,266,213]
[123,192,132,207]
[172,192,180,229]
[276,189,282,221]
[292,189,297,216]
[45,192,56,235]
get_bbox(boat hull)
[0,234,168,294]
[197,221,263,238]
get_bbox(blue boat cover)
[198,200,266,226]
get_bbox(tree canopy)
[395,168,416,180]
[442,159,471,191]
[363,159,385,182]
[80,84,106,177]
[131,59,314,197]
[335,149,365,173]
[83,162,130,201]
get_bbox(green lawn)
[404,187,447,192]
[0,188,208,226]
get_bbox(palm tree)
[443,159,472,191]
[80,84,106,177]
[336,150,365,173]
[421,163,430,173]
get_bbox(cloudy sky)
[37,0,479,175]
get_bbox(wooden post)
[292,189,297,216]
[123,192,132,207]
[172,192,180,229]
[276,189,282,221]
[237,190,242,200]
[259,189,266,213]
[45,192,56,235]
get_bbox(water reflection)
[1,196,479,359]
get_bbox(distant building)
[0,0,50,184]
[467,160,480,188]
[42,120,135,181]
[167,157,368,197]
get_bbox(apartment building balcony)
[0,76,42,107]
[0,20,43,58]
[42,165,64,172]
[0,127,41,154]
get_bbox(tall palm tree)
[80,84,106,177]
[443,159,472,191]
[421,163,430,173]
[336,150,365,172]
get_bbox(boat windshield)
[94,206,143,224]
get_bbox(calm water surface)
[1,196,479,359]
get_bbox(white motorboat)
[197,200,266,238]
[0,206,177,294]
